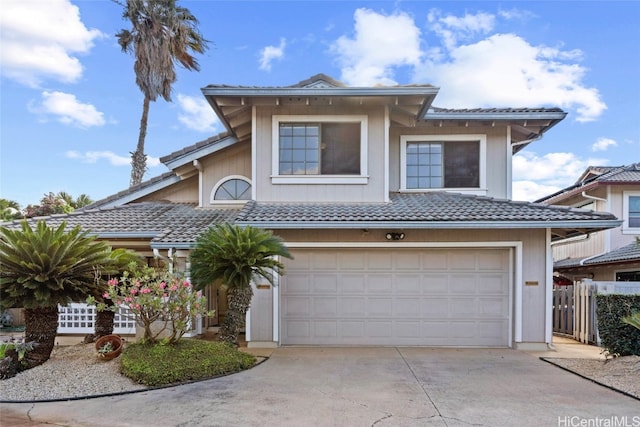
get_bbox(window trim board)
[271,114,368,184]
[399,134,487,193]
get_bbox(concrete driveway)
[2,347,638,426]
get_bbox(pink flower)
[141,288,151,294]
[124,297,132,303]
[130,288,138,295]
[159,282,166,289]
[134,281,141,287]
[183,281,190,288]
[102,293,110,299]
[134,304,141,310]
[169,285,178,292]
[108,278,118,286]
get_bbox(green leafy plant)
[622,311,640,331]
[120,338,255,386]
[0,341,36,361]
[97,341,114,355]
[595,294,640,356]
[0,220,118,369]
[89,264,213,344]
[190,224,292,346]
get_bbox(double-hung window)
[400,135,486,192]
[272,115,368,184]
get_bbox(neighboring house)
[2,74,621,350]
[536,163,640,282]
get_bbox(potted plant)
[95,334,122,360]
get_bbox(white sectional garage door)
[281,248,511,347]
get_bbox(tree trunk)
[23,307,59,369]
[219,286,253,347]
[130,96,150,187]
[95,303,115,339]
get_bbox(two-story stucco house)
[4,74,620,350]
[536,163,640,282]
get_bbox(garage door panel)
[314,297,337,316]
[313,275,338,293]
[422,275,449,292]
[367,275,393,293]
[421,298,450,316]
[368,298,393,316]
[282,248,511,347]
[284,297,310,315]
[339,297,365,316]
[396,275,422,293]
[314,321,337,337]
[449,252,477,269]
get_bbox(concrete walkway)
[1,338,638,427]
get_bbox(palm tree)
[115,0,208,187]
[0,199,22,221]
[190,224,292,346]
[0,221,116,369]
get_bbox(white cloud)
[591,137,617,152]
[0,0,104,87]
[415,33,606,122]
[330,8,422,86]
[259,38,287,71]
[29,91,105,128]
[512,151,608,201]
[66,151,161,167]
[427,10,495,50]
[176,94,220,132]
[331,8,606,122]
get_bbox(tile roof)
[236,192,618,231]
[159,132,232,165]
[536,162,640,203]
[428,107,566,114]
[3,194,619,247]
[554,241,640,269]
[84,172,179,210]
[1,203,239,248]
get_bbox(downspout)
[581,191,607,202]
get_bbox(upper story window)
[272,115,368,184]
[211,176,251,204]
[400,134,486,192]
[623,191,640,233]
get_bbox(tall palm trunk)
[219,286,253,346]
[130,96,150,187]
[23,307,59,369]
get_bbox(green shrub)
[120,338,256,387]
[595,294,640,356]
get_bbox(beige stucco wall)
[247,228,550,345]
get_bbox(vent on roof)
[303,80,338,89]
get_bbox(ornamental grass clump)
[89,264,214,344]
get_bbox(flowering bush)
[88,265,214,344]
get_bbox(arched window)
[211,176,251,203]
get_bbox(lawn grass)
[120,338,256,387]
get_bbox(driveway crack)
[395,347,448,426]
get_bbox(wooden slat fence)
[552,285,574,336]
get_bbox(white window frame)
[210,175,252,204]
[400,134,487,194]
[271,115,368,184]
[622,191,640,234]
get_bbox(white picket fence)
[57,303,136,335]
[573,279,640,345]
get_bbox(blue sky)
[1,0,638,208]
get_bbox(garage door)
[281,248,511,347]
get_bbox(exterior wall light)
[385,232,405,241]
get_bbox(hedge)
[595,294,640,356]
